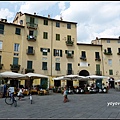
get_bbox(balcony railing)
[66,53,73,58]
[0,64,3,69]
[66,70,74,75]
[25,68,34,73]
[95,58,101,61]
[10,64,20,72]
[26,49,35,55]
[95,71,102,75]
[104,49,112,55]
[26,22,38,29]
[80,56,87,61]
[27,35,36,41]
[66,40,74,46]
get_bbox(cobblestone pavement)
[0,89,120,119]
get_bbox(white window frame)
[14,43,20,52]
[0,41,3,49]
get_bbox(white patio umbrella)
[53,75,87,81]
[115,80,120,82]
[23,73,49,89]
[24,73,49,79]
[0,71,26,79]
[86,75,108,79]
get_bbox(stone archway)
[79,70,89,76]
[78,70,90,88]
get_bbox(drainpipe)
[101,40,105,76]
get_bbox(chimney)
[60,16,63,21]
[96,37,98,40]
[0,18,7,22]
[48,14,50,18]
[34,12,36,15]
[119,36,120,39]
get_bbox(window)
[40,48,50,56]
[65,50,74,57]
[28,46,33,53]
[44,19,48,25]
[15,28,21,35]
[27,61,32,69]
[95,52,100,58]
[107,48,112,53]
[67,23,71,29]
[14,43,19,52]
[43,32,48,39]
[0,41,3,49]
[56,34,60,41]
[108,59,112,66]
[67,63,72,74]
[67,35,71,41]
[20,20,23,25]
[107,40,110,43]
[29,30,34,36]
[54,49,62,57]
[30,17,34,24]
[109,70,113,75]
[118,48,120,53]
[56,22,60,27]
[0,24,4,34]
[96,64,101,75]
[81,51,86,58]
[13,57,18,65]
[55,63,60,71]
[118,40,120,43]
[43,49,47,56]
[42,62,47,70]
[0,56,1,64]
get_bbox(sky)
[0,1,120,43]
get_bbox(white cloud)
[58,1,66,15]
[1,1,120,44]
[54,1,120,43]
[19,1,58,14]
[0,8,14,22]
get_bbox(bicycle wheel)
[5,96,13,105]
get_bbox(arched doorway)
[108,77,115,88]
[79,70,89,76]
[78,70,89,88]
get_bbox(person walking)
[63,86,69,103]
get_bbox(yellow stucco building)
[0,12,119,89]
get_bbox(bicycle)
[5,91,17,107]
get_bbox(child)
[63,87,69,103]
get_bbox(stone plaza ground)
[0,89,120,119]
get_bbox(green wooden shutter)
[34,18,38,24]
[72,51,74,54]
[26,16,30,23]
[65,50,68,54]
[13,57,18,65]
[33,30,37,37]
[48,48,50,52]
[60,50,62,57]
[54,49,56,56]
[27,61,32,69]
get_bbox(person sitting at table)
[17,88,23,100]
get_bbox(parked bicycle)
[5,90,17,107]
